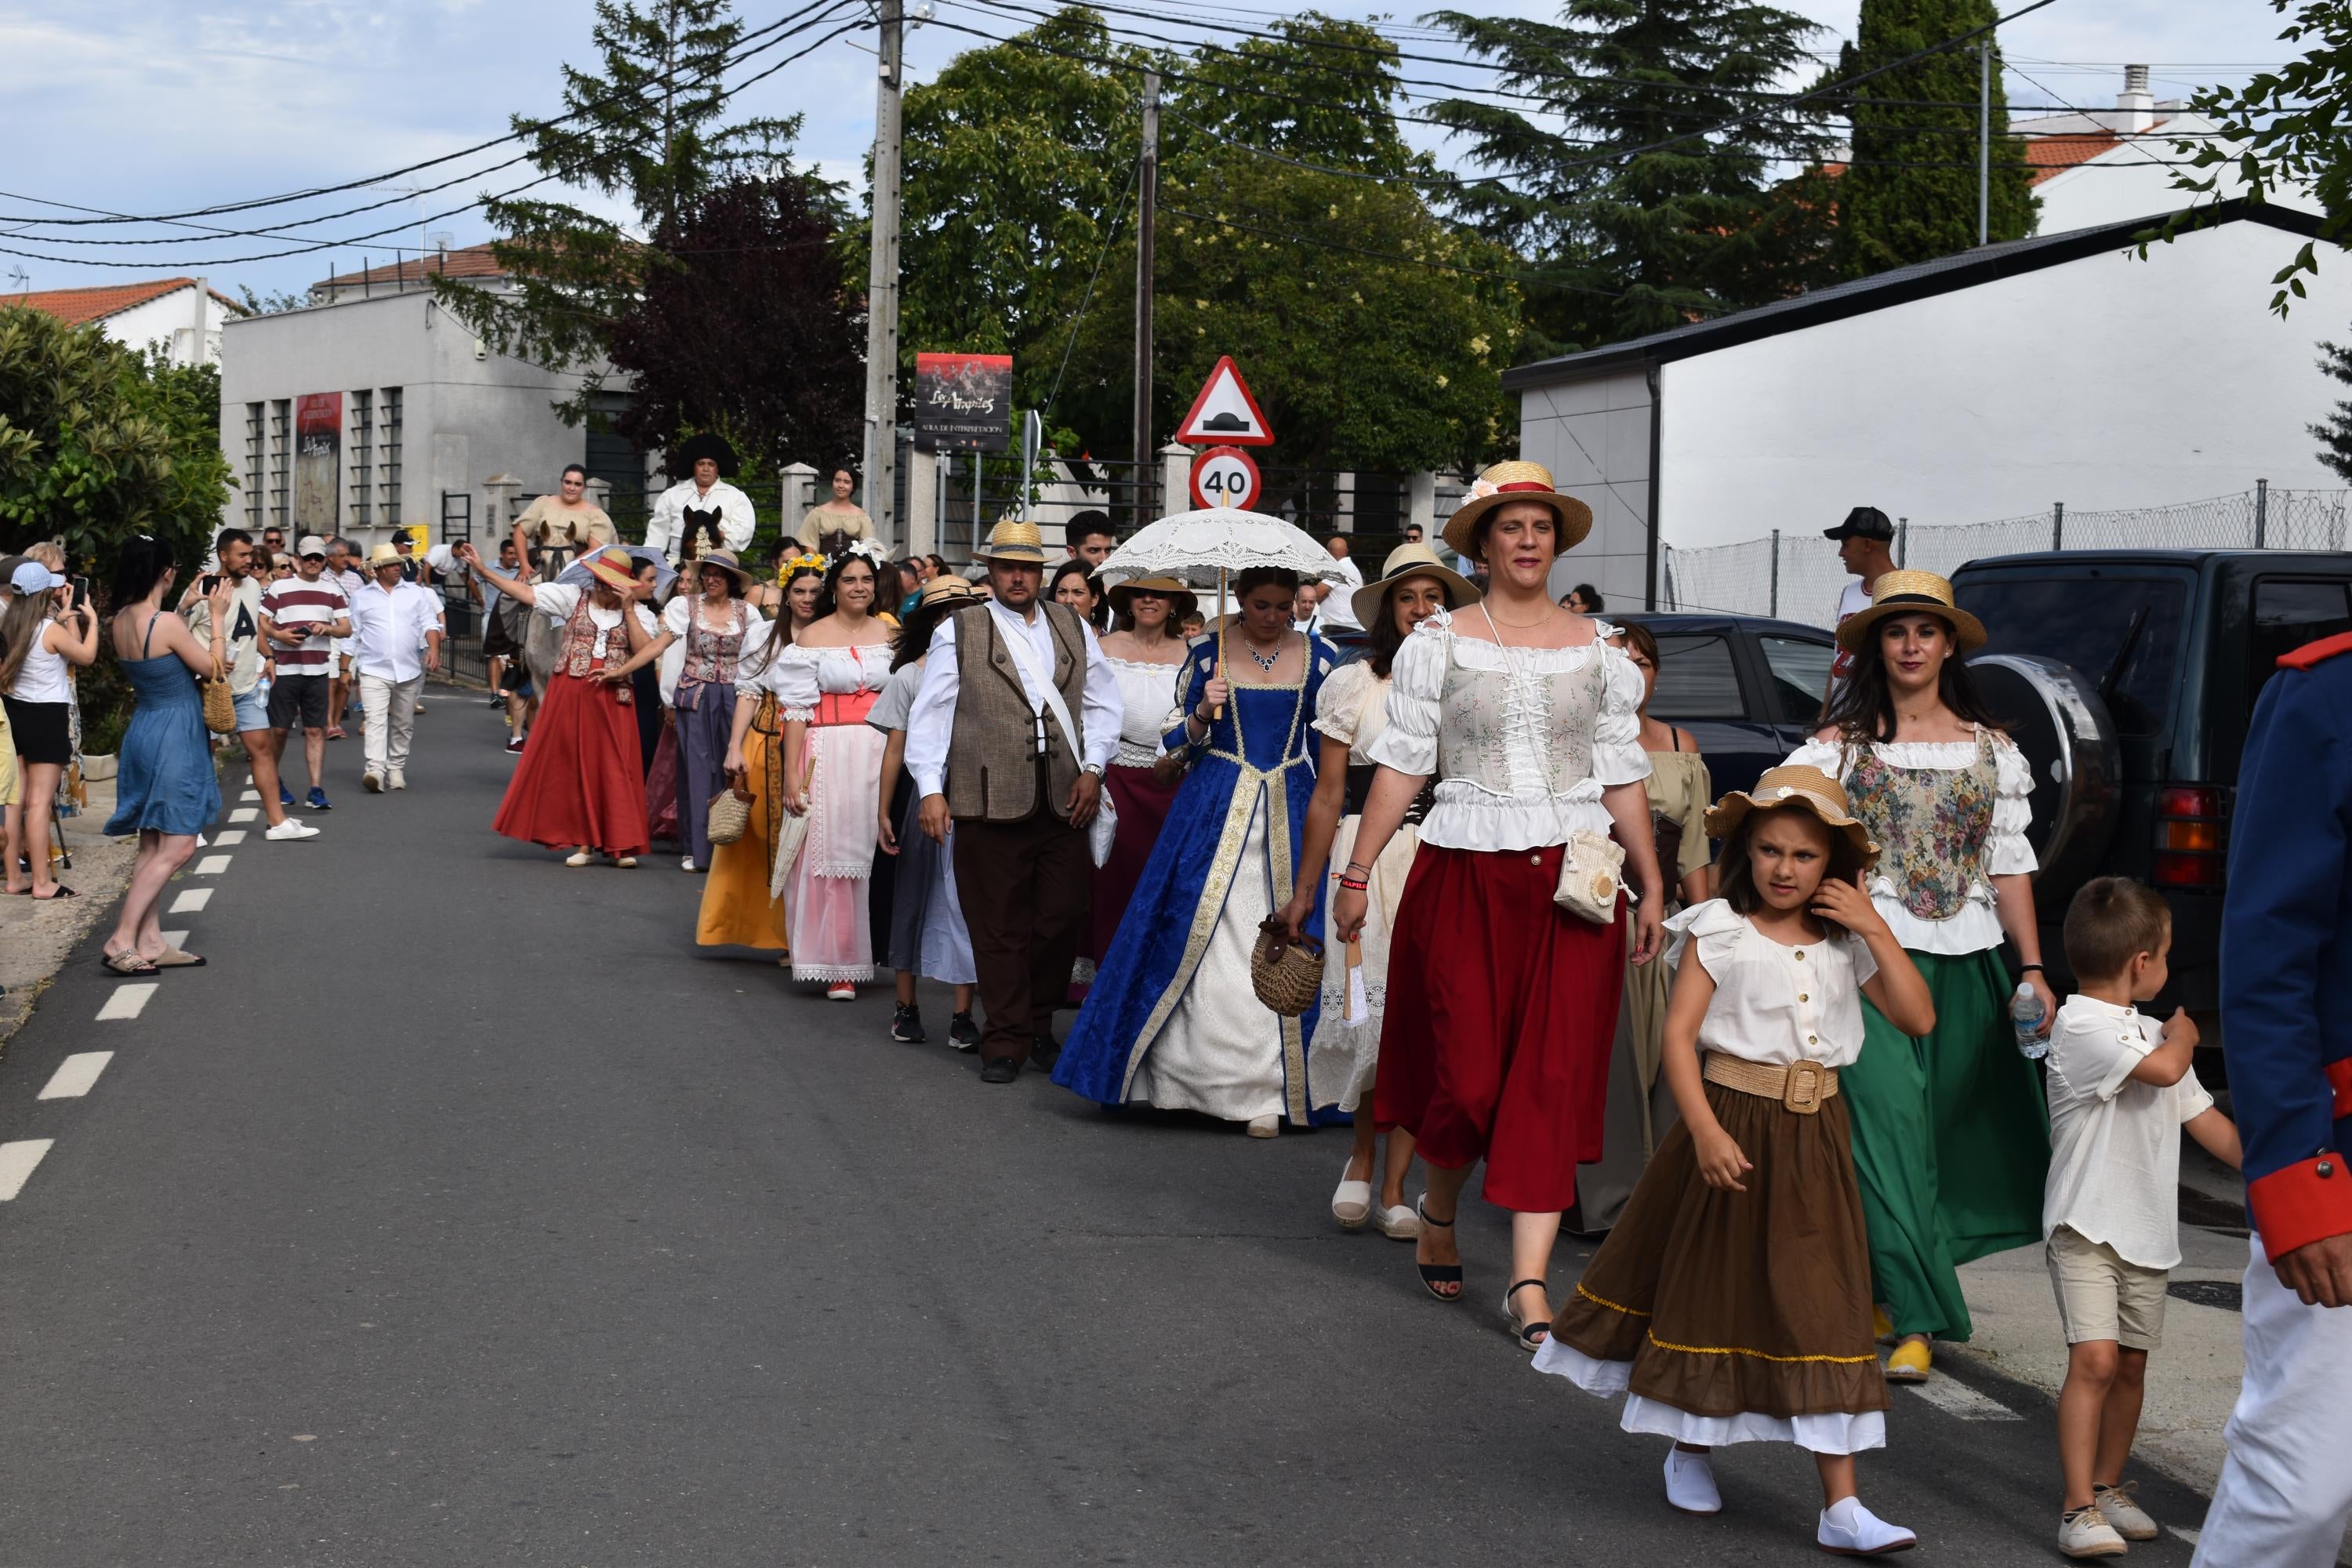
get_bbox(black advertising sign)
[913,352,1013,452]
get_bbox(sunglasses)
[301,553,326,562]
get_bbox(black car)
[1613,612,1839,800]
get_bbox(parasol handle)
[1212,567,1228,721]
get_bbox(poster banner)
[913,353,1013,452]
[293,392,342,532]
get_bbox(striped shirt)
[260,575,348,675]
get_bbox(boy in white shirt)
[2045,877,2241,1559]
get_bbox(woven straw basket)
[705,783,753,846]
[1250,918,1324,1017]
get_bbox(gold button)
[1799,993,1809,1003]
[1808,1035,1818,1044]
[1794,950,1805,961]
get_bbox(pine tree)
[1427,0,1837,357]
[2309,336,2352,483]
[1829,0,2035,278]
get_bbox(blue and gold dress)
[1054,632,1344,1127]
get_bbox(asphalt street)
[0,691,2218,1566]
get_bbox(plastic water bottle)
[2012,982,2049,1061]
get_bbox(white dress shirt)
[904,599,1123,799]
[643,479,757,562]
[346,579,444,683]
[1319,555,1364,630]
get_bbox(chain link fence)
[1661,486,2352,629]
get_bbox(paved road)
[0,692,2216,1566]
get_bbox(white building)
[2020,65,2318,236]
[215,246,641,545]
[1505,203,2347,605]
[14,277,242,366]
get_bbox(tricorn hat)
[1443,461,1594,560]
[1704,764,1880,869]
[671,432,739,478]
[975,520,1049,564]
[1834,569,1986,654]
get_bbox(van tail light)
[2154,786,2228,889]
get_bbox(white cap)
[9,562,61,596]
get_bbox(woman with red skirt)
[460,540,658,867]
[1332,460,1665,1355]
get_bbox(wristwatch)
[1080,761,1105,777]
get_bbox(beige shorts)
[2047,1225,2168,1350]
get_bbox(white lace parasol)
[1096,507,1349,590]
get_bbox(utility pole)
[1131,70,1160,525]
[1977,43,1991,247]
[862,0,906,541]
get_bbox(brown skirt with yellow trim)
[1549,1080,1888,1421]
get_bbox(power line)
[1042,155,1142,423]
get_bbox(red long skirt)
[1086,762,1183,963]
[1375,843,1626,1213]
[492,670,652,857]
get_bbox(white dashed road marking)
[160,930,187,949]
[96,984,157,1022]
[38,1053,113,1100]
[0,1140,54,1200]
[239,790,258,802]
[194,855,232,875]
[1901,1375,2023,1421]
[227,808,256,823]
[212,830,246,847]
[169,889,212,914]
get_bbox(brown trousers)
[952,799,1091,1064]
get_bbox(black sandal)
[1504,1278,1551,1352]
[32,886,75,900]
[1415,1196,1464,1303]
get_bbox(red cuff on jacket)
[2252,1153,2352,1261]
[2330,1058,2352,1123]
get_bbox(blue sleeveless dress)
[105,615,221,838]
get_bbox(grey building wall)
[1517,366,1655,612]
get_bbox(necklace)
[1248,646,1280,674]
[1486,604,1554,629]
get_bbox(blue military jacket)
[2223,630,2352,1257]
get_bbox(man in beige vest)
[905,521,1123,1083]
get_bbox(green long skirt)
[1846,948,2051,1341]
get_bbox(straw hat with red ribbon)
[1442,460,1595,560]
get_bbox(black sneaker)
[1029,1034,1062,1072]
[948,1011,980,1051]
[890,1004,926,1044]
[979,1058,1020,1085]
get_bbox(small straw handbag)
[1250,917,1324,1017]
[705,778,753,846]
[200,652,238,736]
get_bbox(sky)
[0,0,2307,304]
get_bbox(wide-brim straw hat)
[975,519,1049,563]
[581,550,639,593]
[1443,461,1594,560]
[1834,568,1986,654]
[687,548,753,591]
[1105,573,1199,622]
[1351,543,1480,630]
[1704,764,1880,869]
[917,575,978,609]
[365,543,404,570]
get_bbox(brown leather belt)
[1703,1053,1839,1114]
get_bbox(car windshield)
[1958,573,2187,737]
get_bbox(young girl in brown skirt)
[1534,764,1935,1559]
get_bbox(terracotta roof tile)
[2025,132,2121,184]
[317,243,506,291]
[8,278,241,326]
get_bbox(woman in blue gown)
[1054,567,1345,1135]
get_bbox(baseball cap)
[9,561,63,596]
[297,535,328,557]
[1824,506,1896,542]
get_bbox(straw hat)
[916,575,978,609]
[1105,573,1199,622]
[974,519,1048,564]
[1442,460,1595,560]
[365,543,404,570]
[1704,764,1880,868]
[688,548,753,592]
[1350,543,1479,630]
[1833,569,1986,654]
[581,549,639,593]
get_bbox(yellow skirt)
[695,704,789,951]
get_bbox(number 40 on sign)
[1189,445,1262,512]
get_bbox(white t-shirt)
[2042,994,2215,1269]
[1827,578,1871,691]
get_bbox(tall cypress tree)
[1829,0,2035,278]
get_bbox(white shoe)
[2057,1504,2129,1557]
[564,850,591,867]
[1374,1202,1421,1241]
[388,769,405,790]
[2092,1483,2156,1541]
[1246,1114,1279,1138]
[1662,1447,1721,1516]
[264,818,320,841]
[361,770,383,793]
[613,855,637,868]
[681,855,697,872]
[1818,1497,1915,1556]
[1331,1167,1373,1229]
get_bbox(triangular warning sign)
[1175,356,1274,446]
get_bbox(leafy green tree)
[1427,0,1835,357]
[1828,0,2034,278]
[435,0,803,422]
[0,307,230,575]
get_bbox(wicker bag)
[200,658,237,736]
[706,779,753,846]
[1250,917,1324,1017]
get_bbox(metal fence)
[1661,485,2352,629]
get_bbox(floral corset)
[1844,729,1997,922]
[678,608,746,705]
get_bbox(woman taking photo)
[1334,461,1662,1352]
[1784,570,2047,1383]
[2,561,98,899]
[742,543,895,999]
[1050,560,1107,631]
[1054,567,1344,1136]
[101,539,230,973]
[1279,543,1477,1232]
[795,465,873,554]
[1082,575,1196,971]
[1565,622,1717,1235]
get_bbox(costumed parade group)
[462,444,2352,1565]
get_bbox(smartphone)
[71,575,90,609]
[194,575,218,597]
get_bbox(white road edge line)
[96,984,158,1022]
[38,1052,114,1099]
[194,855,232,875]
[0,1140,54,1200]
[227,808,257,824]
[169,889,213,914]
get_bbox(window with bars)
[269,399,292,526]
[379,387,403,524]
[244,403,265,527]
[347,390,373,527]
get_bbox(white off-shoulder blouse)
[1105,655,1183,767]
[760,641,893,722]
[1666,898,1880,1070]
[1366,608,1650,852]
[1782,731,2038,956]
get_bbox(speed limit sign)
[1189,445,1263,511]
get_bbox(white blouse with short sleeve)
[762,641,892,722]
[529,583,659,659]
[1366,608,1650,851]
[1666,899,1879,1070]
[1781,731,2038,956]
[1311,659,1392,762]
